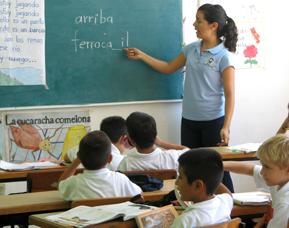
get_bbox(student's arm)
[219,67,235,146]
[124,48,186,74]
[63,153,72,163]
[155,136,189,150]
[277,116,289,134]
[223,161,255,176]
[58,157,81,182]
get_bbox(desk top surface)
[0,179,175,216]
[210,147,257,160]
[29,203,268,228]
[0,165,66,182]
[0,147,257,182]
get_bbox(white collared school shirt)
[58,168,142,201]
[171,193,233,228]
[117,147,188,171]
[253,165,289,228]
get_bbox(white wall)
[1,2,289,193]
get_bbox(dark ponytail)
[223,16,238,52]
[198,4,238,53]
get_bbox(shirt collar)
[111,143,121,155]
[195,40,225,55]
[84,167,109,174]
[206,42,225,54]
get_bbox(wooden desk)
[0,179,174,216]
[29,204,267,228]
[0,191,70,216]
[231,204,268,217]
[210,147,257,161]
[0,165,67,183]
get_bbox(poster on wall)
[0,0,45,85]
[198,0,265,69]
[4,111,91,162]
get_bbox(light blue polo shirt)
[182,41,234,121]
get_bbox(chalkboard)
[0,0,183,108]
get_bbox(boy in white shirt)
[172,148,233,228]
[223,134,289,228]
[65,116,129,171]
[58,130,142,201]
[118,112,189,171]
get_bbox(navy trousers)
[181,116,234,192]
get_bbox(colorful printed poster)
[0,0,45,85]
[197,0,265,69]
[4,111,91,162]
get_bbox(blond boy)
[224,134,289,228]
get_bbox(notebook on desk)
[228,143,262,153]
[232,191,271,206]
[0,160,59,171]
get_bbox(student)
[118,112,189,172]
[58,130,142,201]
[124,3,237,192]
[223,134,289,228]
[277,102,289,134]
[64,116,129,171]
[171,149,233,228]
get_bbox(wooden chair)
[199,218,243,228]
[27,168,83,192]
[123,169,177,180]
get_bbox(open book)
[228,143,262,153]
[0,160,58,171]
[232,191,271,206]
[46,201,155,227]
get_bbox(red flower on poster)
[243,45,258,67]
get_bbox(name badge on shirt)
[204,57,216,69]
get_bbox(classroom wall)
[1,2,289,193]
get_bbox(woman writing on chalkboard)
[125,4,237,192]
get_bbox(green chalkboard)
[0,0,183,108]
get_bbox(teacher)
[124,4,237,192]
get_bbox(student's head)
[257,134,289,187]
[126,112,157,149]
[100,116,127,143]
[195,4,238,52]
[176,149,223,201]
[78,130,111,170]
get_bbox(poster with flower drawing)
[197,0,265,69]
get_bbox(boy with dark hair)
[58,130,142,201]
[65,116,129,171]
[172,148,233,227]
[100,116,129,170]
[118,111,189,171]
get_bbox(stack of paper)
[46,202,155,227]
[228,143,262,153]
[232,191,271,206]
[0,160,58,171]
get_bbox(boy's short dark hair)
[78,130,111,170]
[126,112,157,149]
[178,149,224,195]
[100,116,127,143]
